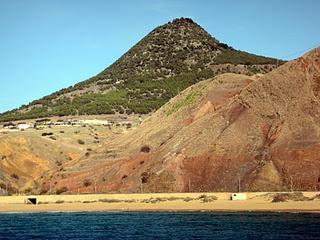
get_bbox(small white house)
[80,119,110,126]
[230,193,247,201]
[17,123,31,130]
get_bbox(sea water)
[0,212,319,239]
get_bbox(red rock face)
[57,48,320,193]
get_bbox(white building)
[230,193,247,200]
[80,119,110,126]
[17,123,31,130]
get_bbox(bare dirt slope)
[0,125,115,193]
[1,48,318,195]
[47,48,320,194]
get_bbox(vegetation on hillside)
[0,18,282,122]
[214,49,283,65]
[1,69,213,121]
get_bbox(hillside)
[0,48,318,194]
[0,18,282,122]
[0,124,116,194]
[46,48,319,194]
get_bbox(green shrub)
[56,187,68,195]
[10,173,19,180]
[83,179,92,187]
[198,194,217,203]
[271,192,310,202]
[140,145,151,153]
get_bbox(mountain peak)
[170,17,195,25]
[0,18,282,122]
[167,17,200,29]
[156,17,218,46]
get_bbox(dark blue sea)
[0,212,319,239]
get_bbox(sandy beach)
[0,192,319,213]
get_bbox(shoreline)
[0,192,319,213]
[1,208,320,214]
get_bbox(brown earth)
[0,125,119,194]
[42,48,319,194]
[1,48,319,195]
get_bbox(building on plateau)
[3,122,17,129]
[17,123,31,130]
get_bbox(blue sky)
[0,0,319,113]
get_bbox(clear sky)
[0,0,319,113]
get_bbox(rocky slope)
[46,48,320,194]
[0,18,281,122]
[0,125,113,194]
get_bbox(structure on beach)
[230,193,247,200]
